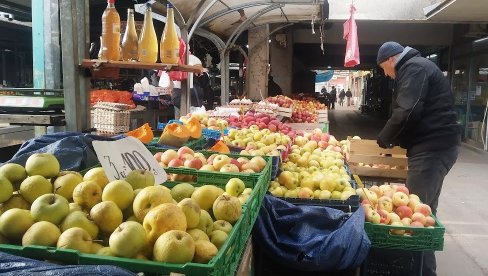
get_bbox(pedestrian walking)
[339,89,346,106]
[346,89,352,106]
[329,86,337,109]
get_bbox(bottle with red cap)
[101,0,121,61]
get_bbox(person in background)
[195,69,214,110]
[376,41,460,276]
[321,86,327,95]
[268,76,283,97]
[339,89,346,106]
[329,86,337,109]
[170,54,204,118]
[345,89,353,106]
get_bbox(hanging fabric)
[343,4,360,67]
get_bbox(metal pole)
[188,0,219,40]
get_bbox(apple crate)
[348,139,408,180]
[148,136,208,151]
[276,106,293,118]
[363,214,445,251]
[0,194,257,276]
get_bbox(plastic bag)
[343,4,360,67]
[252,194,370,272]
[189,105,206,114]
[168,38,188,81]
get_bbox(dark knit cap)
[377,41,404,65]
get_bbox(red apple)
[168,159,183,167]
[154,152,163,162]
[184,158,203,170]
[414,203,432,217]
[425,216,436,227]
[411,212,426,226]
[395,205,413,219]
[229,159,242,171]
[410,221,424,228]
[177,146,194,159]
[377,209,391,224]
[394,185,410,195]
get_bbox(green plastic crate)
[149,136,207,151]
[363,215,445,251]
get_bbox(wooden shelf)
[80,59,203,74]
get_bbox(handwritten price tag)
[92,137,167,184]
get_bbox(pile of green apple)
[359,184,436,234]
[154,147,268,181]
[268,136,356,200]
[0,153,250,265]
[223,127,292,156]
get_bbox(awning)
[425,0,488,22]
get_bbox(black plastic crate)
[361,248,423,276]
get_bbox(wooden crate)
[348,139,408,179]
[276,106,293,118]
[287,123,326,133]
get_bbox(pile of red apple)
[293,99,326,110]
[228,112,295,137]
[154,147,268,181]
[358,184,436,233]
[266,95,294,108]
[290,110,317,123]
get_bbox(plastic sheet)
[3,132,124,171]
[253,194,370,272]
[0,251,135,276]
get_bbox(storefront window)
[466,55,488,147]
[451,62,468,140]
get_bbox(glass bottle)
[138,4,158,63]
[160,3,180,64]
[101,0,120,61]
[121,9,138,61]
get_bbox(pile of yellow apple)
[0,153,250,265]
[223,127,292,156]
[358,184,436,234]
[268,136,356,200]
[179,113,228,131]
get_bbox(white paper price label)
[92,137,167,184]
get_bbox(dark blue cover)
[3,132,124,171]
[253,194,371,272]
[0,251,135,276]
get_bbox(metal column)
[59,0,90,132]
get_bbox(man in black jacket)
[376,41,460,276]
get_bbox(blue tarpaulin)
[3,132,124,171]
[253,194,370,272]
[315,70,335,83]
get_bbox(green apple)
[72,180,102,211]
[133,185,173,221]
[212,194,241,225]
[171,183,196,202]
[319,190,332,200]
[53,171,83,201]
[0,175,13,203]
[0,163,27,188]
[153,230,195,263]
[212,155,231,170]
[195,209,214,235]
[19,175,52,204]
[30,194,69,224]
[0,193,30,214]
[177,198,201,229]
[109,221,147,258]
[187,228,209,241]
[212,220,232,234]
[0,208,34,241]
[60,210,99,239]
[193,240,218,263]
[225,178,245,197]
[57,227,92,253]
[90,201,123,234]
[22,221,61,246]
[143,203,187,245]
[209,230,228,250]
[97,246,116,256]
[102,180,134,210]
[125,169,155,189]
[331,191,342,200]
[69,203,82,213]
[191,185,224,212]
[83,167,109,190]
[25,153,60,178]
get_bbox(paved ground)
[329,104,488,276]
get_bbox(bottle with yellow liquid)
[160,3,180,64]
[121,9,138,61]
[138,4,158,63]
[101,0,120,61]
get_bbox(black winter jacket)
[378,48,461,156]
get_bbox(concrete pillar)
[270,27,293,96]
[247,25,269,100]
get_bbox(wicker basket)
[92,102,131,134]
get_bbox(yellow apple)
[72,180,102,211]
[90,201,123,234]
[57,227,92,253]
[143,203,187,244]
[109,221,147,258]
[83,167,109,190]
[0,208,34,241]
[133,185,173,221]
[102,180,134,210]
[153,230,195,263]
[22,221,61,246]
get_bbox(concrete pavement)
[328,104,488,276]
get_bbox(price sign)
[92,137,167,184]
